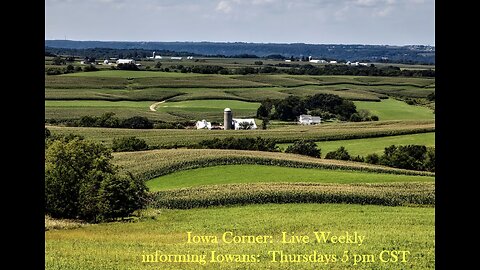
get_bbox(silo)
[224,108,233,130]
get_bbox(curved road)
[149,100,166,111]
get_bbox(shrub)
[121,116,153,129]
[112,136,149,152]
[325,146,351,161]
[365,153,380,164]
[380,145,427,171]
[45,127,51,138]
[45,138,148,222]
[285,140,321,158]
[83,64,99,72]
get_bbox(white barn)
[195,119,212,130]
[232,118,257,130]
[298,115,321,125]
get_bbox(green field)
[278,132,435,157]
[354,99,434,120]
[146,164,434,191]
[48,120,435,147]
[45,99,260,121]
[46,70,435,122]
[45,203,435,270]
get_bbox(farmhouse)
[116,59,135,64]
[298,114,321,125]
[232,118,257,130]
[170,57,182,60]
[195,119,212,130]
[329,60,338,64]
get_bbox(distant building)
[232,118,257,130]
[187,56,194,60]
[103,60,110,64]
[154,55,163,59]
[298,114,321,125]
[329,60,337,64]
[170,57,182,60]
[309,59,320,63]
[284,59,292,62]
[195,119,212,130]
[116,59,135,64]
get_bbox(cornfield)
[149,182,435,209]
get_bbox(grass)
[277,132,435,157]
[47,119,435,147]
[354,99,435,120]
[45,203,435,270]
[146,164,434,191]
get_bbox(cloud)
[216,1,233,13]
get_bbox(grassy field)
[45,203,435,270]
[45,99,260,121]
[47,119,435,147]
[146,164,434,191]
[354,99,435,120]
[277,132,435,157]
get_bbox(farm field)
[47,119,435,147]
[146,164,434,191]
[45,70,435,122]
[354,99,434,120]
[111,148,434,182]
[277,132,435,157]
[45,99,260,121]
[45,203,435,270]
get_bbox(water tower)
[224,108,233,130]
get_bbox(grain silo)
[224,108,233,130]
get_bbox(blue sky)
[45,0,435,45]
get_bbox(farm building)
[170,57,182,60]
[232,118,257,130]
[195,119,212,130]
[298,114,321,125]
[329,60,338,64]
[116,59,135,64]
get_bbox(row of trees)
[257,94,377,122]
[282,140,434,172]
[75,113,153,129]
[198,137,278,152]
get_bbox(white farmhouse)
[232,118,257,130]
[309,59,320,63]
[298,114,321,125]
[116,59,136,64]
[329,60,337,64]
[195,119,212,130]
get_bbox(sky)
[45,0,435,46]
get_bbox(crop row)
[112,148,434,182]
[148,182,435,209]
[48,120,435,147]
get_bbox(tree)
[256,99,273,118]
[65,64,75,73]
[325,146,351,161]
[45,138,148,222]
[261,117,269,130]
[238,122,254,130]
[121,116,153,129]
[365,153,380,164]
[273,96,306,121]
[112,136,149,152]
[83,64,99,72]
[423,147,435,172]
[285,140,321,158]
[52,56,65,65]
